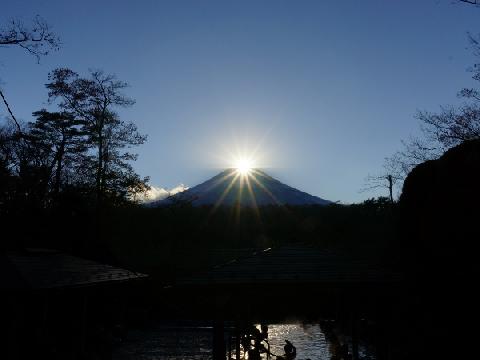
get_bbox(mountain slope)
[153,169,330,207]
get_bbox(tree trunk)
[54,141,65,195]
[387,175,393,203]
[96,131,104,205]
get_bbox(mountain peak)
[153,168,330,207]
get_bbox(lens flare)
[234,158,253,175]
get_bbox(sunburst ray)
[245,174,261,221]
[209,171,240,216]
[249,172,282,206]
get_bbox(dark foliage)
[45,68,149,203]
[2,197,398,280]
[396,139,480,360]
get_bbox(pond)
[113,322,375,360]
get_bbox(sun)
[234,157,254,175]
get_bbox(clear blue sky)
[1,0,478,203]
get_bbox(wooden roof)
[176,246,401,287]
[1,249,147,291]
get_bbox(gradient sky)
[1,0,478,203]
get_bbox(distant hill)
[152,168,330,207]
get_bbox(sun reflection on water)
[249,324,332,360]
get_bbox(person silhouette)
[284,340,296,359]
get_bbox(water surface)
[113,322,373,360]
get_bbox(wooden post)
[42,292,49,349]
[213,319,225,360]
[80,293,88,359]
[6,295,21,360]
[236,321,241,360]
[228,329,232,360]
[351,313,359,360]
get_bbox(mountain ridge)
[152,168,330,207]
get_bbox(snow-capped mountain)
[152,168,330,207]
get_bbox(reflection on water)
[113,322,373,360]
[257,324,332,359]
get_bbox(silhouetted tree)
[386,96,480,181]
[364,3,480,196]
[0,15,61,195]
[362,169,400,203]
[0,121,51,215]
[45,68,149,204]
[1,15,60,131]
[29,110,87,195]
[0,124,17,213]
[369,35,480,194]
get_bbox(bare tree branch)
[458,0,479,5]
[0,15,60,62]
[0,16,60,139]
[0,88,22,134]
